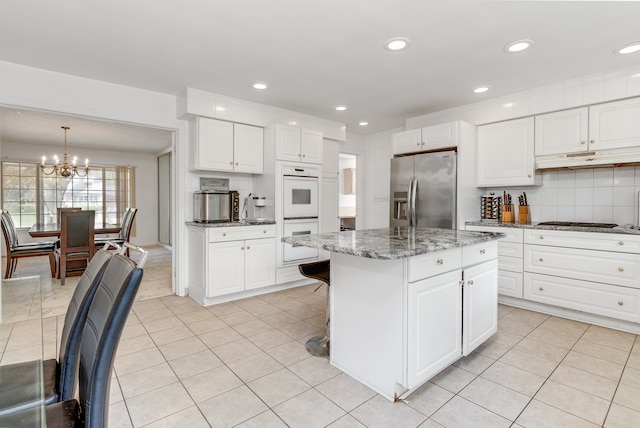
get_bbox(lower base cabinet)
[188,225,276,303]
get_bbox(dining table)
[28,223,122,238]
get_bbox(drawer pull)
[619,241,624,246]
[539,235,544,240]
[480,249,486,255]
[618,267,624,272]
[618,301,624,306]
[263,230,267,233]
[539,287,544,291]
[436,258,444,265]
[539,258,544,262]
[467,280,474,285]
[222,233,227,237]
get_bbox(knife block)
[501,205,515,223]
[518,206,531,224]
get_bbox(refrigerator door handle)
[410,178,418,226]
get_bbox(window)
[1,161,135,228]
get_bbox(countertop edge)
[465,221,640,235]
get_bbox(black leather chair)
[0,248,146,428]
[1,209,56,279]
[0,246,116,416]
[298,259,331,357]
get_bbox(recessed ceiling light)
[358,121,369,126]
[615,42,640,55]
[252,82,268,90]
[473,85,491,94]
[335,105,348,111]
[504,39,535,53]
[384,37,411,51]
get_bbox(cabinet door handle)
[436,258,444,265]
[459,280,465,286]
[539,287,544,291]
[618,301,624,306]
[222,233,227,237]
[590,139,595,144]
[246,246,250,250]
[539,258,544,262]
[619,241,624,246]
[618,267,624,272]
[302,154,306,157]
[241,246,245,250]
[528,174,532,178]
[416,142,420,146]
[467,280,474,285]
[480,249,486,255]
[581,140,586,145]
[235,162,239,165]
[263,230,267,233]
[229,161,233,165]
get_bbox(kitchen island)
[282,226,505,401]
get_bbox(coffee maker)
[247,196,267,220]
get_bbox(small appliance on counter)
[247,196,267,220]
[193,177,239,223]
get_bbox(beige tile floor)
[1,250,640,427]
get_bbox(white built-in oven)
[283,219,319,262]
[282,166,319,219]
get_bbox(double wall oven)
[281,165,320,263]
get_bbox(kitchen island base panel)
[330,252,406,401]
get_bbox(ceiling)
[1,0,640,149]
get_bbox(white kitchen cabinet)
[466,225,524,298]
[322,139,340,178]
[589,97,640,150]
[187,225,276,304]
[274,125,323,164]
[477,117,538,187]
[190,117,264,173]
[392,128,422,155]
[535,107,589,156]
[462,259,498,355]
[392,122,459,155]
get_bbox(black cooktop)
[537,221,618,228]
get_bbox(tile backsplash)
[489,166,640,226]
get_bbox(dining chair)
[1,209,56,279]
[95,207,137,254]
[0,245,116,416]
[56,210,95,285]
[0,245,146,428]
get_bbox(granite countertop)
[466,221,640,236]
[281,226,505,260]
[187,220,276,228]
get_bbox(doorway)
[339,153,357,230]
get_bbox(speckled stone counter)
[186,220,276,228]
[281,226,505,260]
[465,221,640,236]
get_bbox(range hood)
[536,147,640,170]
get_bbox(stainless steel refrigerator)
[390,150,457,228]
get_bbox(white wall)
[364,61,640,227]
[1,141,158,245]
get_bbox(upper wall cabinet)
[275,125,323,164]
[589,97,640,151]
[392,122,459,155]
[190,117,264,174]
[535,98,640,156]
[322,139,340,177]
[535,107,589,156]
[477,117,538,187]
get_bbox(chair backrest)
[1,209,19,247]
[77,254,144,428]
[120,208,137,241]
[60,210,95,257]
[57,207,82,225]
[56,248,115,401]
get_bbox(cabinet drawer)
[462,242,498,267]
[466,225,523,243]
[524,229,640,254]
[524,272,640,323]
[524,245,640,288]
[498,270,523,298]
[409,248,462,283]
[499,241,523,258]
[208,225,276,242]
[498,255,523,273]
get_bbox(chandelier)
[40,126,89,178]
